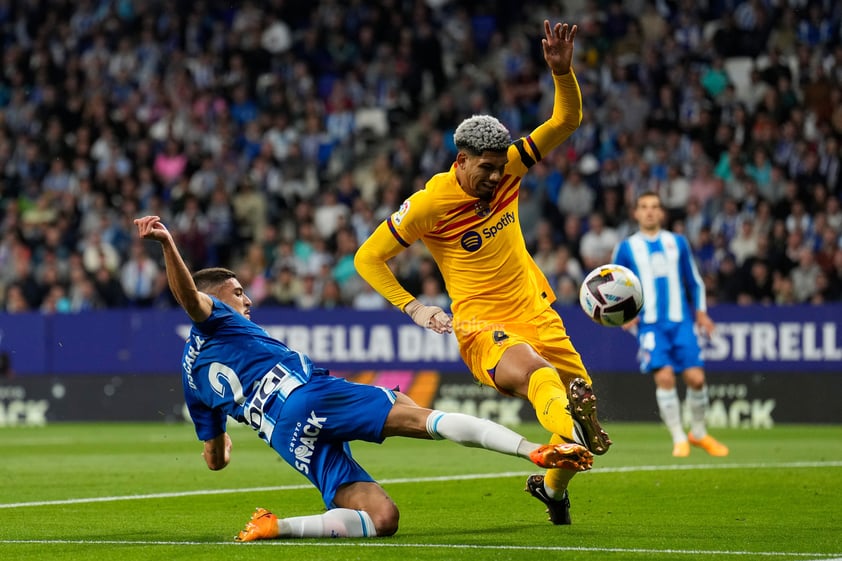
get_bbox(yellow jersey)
[355,70,583,326]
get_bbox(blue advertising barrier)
[1,304,841,376]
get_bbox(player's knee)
[653,367,676,389]
[370,502,400,536]
[683,367,705,389]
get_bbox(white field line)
[1,460,840,510]
[0,539,840,558]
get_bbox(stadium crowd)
[2,0,842,315]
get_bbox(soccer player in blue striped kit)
[611,192,729,457]
[134,215,593,540]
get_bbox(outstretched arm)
[134,215,212,323]
[542,20,577,77]
[524,21,582,159]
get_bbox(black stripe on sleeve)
[513,138,536,169]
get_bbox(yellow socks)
[543,434,577,496]
[527,366,574,440]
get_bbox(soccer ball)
[578,264,644,327]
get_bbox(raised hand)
[134,215,173,244]
[542,20,577,76]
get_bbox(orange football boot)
[688,433,729,457]
[235,508,279,542]
[529,443,594,471]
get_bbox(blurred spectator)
[352,282,389,310]
[826,197,842,233]
[532,234,558,282]
[688,162,720,209]
[557,169,595,219]
[313,189,349,241]
[662,164,691,225]
[93,266,127,308]
[231,178,269,246]
[79,230,120,276]
[153,138,188,188]
[786,199,813,236]
[694,226,717,277]
[416,276,450,311]
[238,242,270,304]
[171,195,210,270]
[774,275,798,305]
[9,250,42,310]
[729,220,760,267]
[551,245,584,288]
[331,225,363,299]
[560,214,584,265]
[320,278,344,309]
[710,198,741,244]
[811,270,837,304]
[295,274,321,310]
[265,266,302,308]
[579,212,619,271]
[752,200,774,240]
[40,284,72,314]
[790,250,821,303]
[120,240,161,307]
[738,258,775,305]
[204,186,236,267]
[555,274,580,306]
[4,284,32,314]
[714,254,741,303]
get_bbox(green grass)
[1,422,841,560]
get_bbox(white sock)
[686,386,709,440]
[278,508,376,538]
[426,411,534,458]
[656,388,686,444]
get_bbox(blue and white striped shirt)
[612,230,706,325]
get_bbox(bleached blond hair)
[453,115,511,155]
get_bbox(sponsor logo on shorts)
[289,410,327,475]
[493,330,509,344]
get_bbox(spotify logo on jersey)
[461,231,482,252]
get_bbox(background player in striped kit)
[612,192,729,457]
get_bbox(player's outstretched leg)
[525,474,571,525]
[529,442,593,471]
[568,378,612,455]
[236,508,279,542]
[235,506,378,540]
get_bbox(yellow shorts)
[455,307,591,394]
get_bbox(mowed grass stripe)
[2,460,840,510]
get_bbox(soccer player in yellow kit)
[355,20,609,525]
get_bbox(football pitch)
[1,422,840,561]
